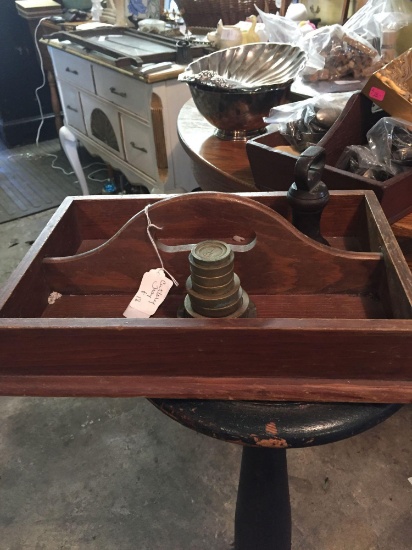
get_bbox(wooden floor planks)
[0,139,103,223]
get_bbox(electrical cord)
[85,167,109,182]
[33,17,108,188]
[47,153,106,177]
[33,16,49,146]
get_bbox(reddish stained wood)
[177,99,256,193]
[39,293,388,320]
[1,318,412,379]
[1,191,412,403]
[1,375,412,402]
[392,212,412,239]
[0,198,80,318]
[33,192,370,242]
[42,193,385,295]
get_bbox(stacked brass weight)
[182,240,255,318]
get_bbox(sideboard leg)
[47,70,63,132]
[59,125,90,195]
[235,447,291,550]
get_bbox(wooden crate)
[1,191,412,403]
[246,93,412,224]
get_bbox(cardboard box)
[362,48,412,123]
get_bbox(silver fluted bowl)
[179,42,306,140]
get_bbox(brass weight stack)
[182,240,256,318]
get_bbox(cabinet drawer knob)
[65,67,78,75]
[110,87,127,98]
[67,105,78,113]
[130,142,147,153]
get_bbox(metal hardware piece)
[287,145,330,245]
[66,105,78,112]
[181,240,256,318]
[65,67,78,75]
[130,142,147,153]
[109,87,127,98]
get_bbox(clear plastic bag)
[257,9,382,81]
[256,8,304,44]
[299,24,381,82]
[343,0,412,55]
[264,92,353,152]
[336,117,412,180]
[256,7,323,74]
[335,145,395,180]
[367,117,412,169]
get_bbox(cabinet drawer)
[81,93,124,158]
[49,48,94,93]
[93,64,150,120]
[59,85,86,134]
[122,115,156,178]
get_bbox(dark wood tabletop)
[177,99,257,193]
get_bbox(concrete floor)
[1,203,412,549]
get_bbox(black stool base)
[150,399,401,548]
[235,447,291,550]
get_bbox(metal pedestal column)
[235,447,291,550]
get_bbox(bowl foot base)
[214,127,267,141]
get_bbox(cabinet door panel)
[81,93,124,158]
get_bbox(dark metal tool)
[287,145,330,246]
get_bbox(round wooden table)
[177,98,258,193]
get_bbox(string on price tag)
[123,205,178,318]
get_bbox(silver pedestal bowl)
[179,42,307,141]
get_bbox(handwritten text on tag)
[123,269,173,318]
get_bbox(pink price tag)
[369,87,386,101]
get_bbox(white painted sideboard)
[47,42,197,194]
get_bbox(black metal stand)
[235,447,291,550]
[150,399,401,548]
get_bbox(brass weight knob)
[183,240,255,319]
